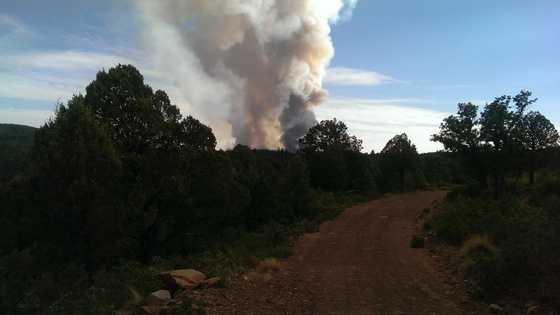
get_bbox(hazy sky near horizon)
[1,0,558,152]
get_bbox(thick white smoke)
[135,0,358,150]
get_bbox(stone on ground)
[145,290,172,305]
[159,269,207,290]
[489,304,503,313]
[203,277,222,288]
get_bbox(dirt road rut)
[196,191,485,315]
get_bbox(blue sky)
[1,0,559,152]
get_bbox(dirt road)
[196,191,485,315]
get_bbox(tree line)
[432,91,559,197]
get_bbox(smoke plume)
[135,0,358,150]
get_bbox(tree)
[32,96,122,277]
[82,65,219,260]
[84,64,194,154]
[345,151,377,193]
[479,91,536,151]
[380,134,420,192]
[431,103,480,153]
[0,124,34,183]
[479,91,536,196]
[433,90,555,195]
[298,118,362,153]
[431,102,490,189]
[177,115,217,152]
[298,118,365,192]
[278,156,314,220]
[480,96,514,150]
[85,65,154,151]
[190,151,250,230]
[522,111,559,184]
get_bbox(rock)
[166,299,183,307]
[159,269,206,290]
[138,305,167,315]
[489,304,503,313]
[172,289,186,300]
[203,277,222,288]
[145,290,171,305]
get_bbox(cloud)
[425,84,477,91]
[0,72,85,102]
[9,51,135,71]
[324,67,402,86]
[0,49,205,133]
[0,14,28,35]
[0,50,143,103]
[0,49,205,130]
[314,97,449,153]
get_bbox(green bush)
[431,188,560,300]
[459,235,504,296]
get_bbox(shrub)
[460,235,497,257]
[432,201,475,245]
[460,235,504,297]
[433,187,560,301]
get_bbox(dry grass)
[244,258,283,282]
[460,235,497,257]
[460,235,498,272]
[255,258,282,274]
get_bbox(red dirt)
[194,191,488,315]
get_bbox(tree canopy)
[379,133,421,192]
[84,64,216,155]
[32,96,122,275]
[298,118,362,153]
[432,90,558,192]
[522,111,559,151]
[431,102,480,153]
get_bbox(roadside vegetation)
[428,93,560,310]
